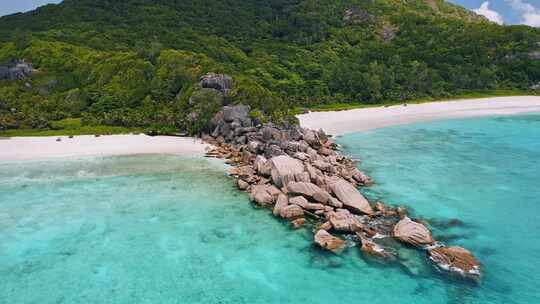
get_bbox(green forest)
[1,0,540,135]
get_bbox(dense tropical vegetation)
[1,0,539,134]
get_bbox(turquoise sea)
[1,114,539,303]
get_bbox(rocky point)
[200,73,482,283]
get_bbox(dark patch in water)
[478,247,497,257]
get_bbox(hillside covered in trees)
[1,0,540,134]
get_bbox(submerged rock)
[314,230,346,253]
[428,246,481,282]
[291,218,306,229]
[327,209,362,233]
[393,217,434,247]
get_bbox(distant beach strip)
[298,96,540,135]
[0,134,208,162]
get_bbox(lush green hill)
[1,0,539,134]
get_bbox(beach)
[3,97,540,161]
[0,134,208,162]
[297,96,540,135]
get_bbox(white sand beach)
[0,134,209,162]
[298,96,540,135]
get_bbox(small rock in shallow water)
[237,179,249,190]
[291,218,306,229]
[393,217,434,247]
[314,229,345,253]
[358,234,396,261]
[428,246,481,282]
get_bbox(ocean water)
[1,114,539,303]
[338,114,540,304]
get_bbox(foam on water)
[1,114,539,303]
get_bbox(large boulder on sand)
[314,230,345,253]
[269,155,305,187]
[328,178,373,215]
[393,217,434,246]
[428,246,481,281]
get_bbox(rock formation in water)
[201,73,481,283]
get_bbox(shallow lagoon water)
[1,114,539,303]
[338,114,540,304]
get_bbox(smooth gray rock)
[199,73,233,94]
[287,181,323,198]
[269,155,305,187]
[328,178,373,215]
[393,217,434,246]
[314,230,345,253]
[280,205,304,219]
[0,60,35,81]
[264,145,284,159]
[313,190,332,204]
[223,105,250,122]
[262,126,282,141]
[327,210,362,233]
[254,155,271,176]
[289,196,310,209]
[250,185,274,206]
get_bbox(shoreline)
[0,134,208,162]
[297,96,540,135]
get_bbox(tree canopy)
[1,0,539,133]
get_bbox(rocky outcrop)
[0,60,35,81]
[200,73,233,94]
[393,217,434,247]
[428,246,481,282]
[223,105,250,122]
[314,230,345,253]
[204,102,481,282]
[343,7,375,25]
